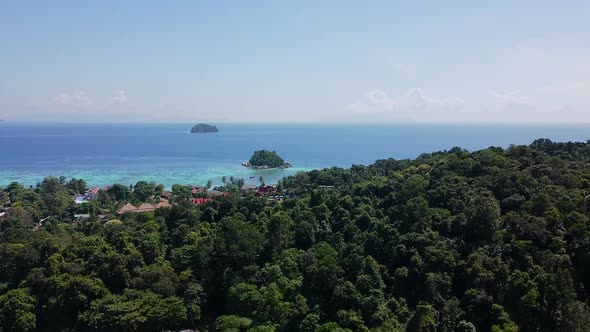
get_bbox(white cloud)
[112,90,128,105]
[490,90,537,108]
[348,88,465,116]
[366,90,397,109]
[53,91,94,108]
[404,88,466,110]
[482,89,588,123]
[534,82,590,95]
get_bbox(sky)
[0,1,589,123]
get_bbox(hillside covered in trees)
[1,138,590,331]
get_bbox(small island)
[190,123,219,133]
[242,150,292,169]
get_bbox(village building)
[117,203,137,214]
[117,200,172,214]
[74,214,91,222]
[256,185,276,196]
[155,200,171,209]
[194,197,213,204]
[208,190,230,197]
[86,186,100,200]
[242,184,258,191]
[136,203,156,213]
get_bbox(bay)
[1,122,588,188]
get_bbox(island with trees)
[242,150,292,169]
[190,123,219,133]
[1,138,590,331]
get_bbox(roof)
[136,203,156,212]
[87,186,100,194]
[194,198,213,204]
[117,203,137,214]
[74,214,90,218]
[155,200,171,209]
[257,186,277,195]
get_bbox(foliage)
[1,138,590,331]
[190,123,219,133]
[0,288,36,331]
[248,150,287,168]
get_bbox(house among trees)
[117,200,172,214]
[136,203,156,213]
[74,214,90,222]
[155,200,171,209]
[117,203,137,214]
[161,190,172,199]
[191,186,205,195]
[256,185,276,196]
[86,186,100,200]
[208,190,230,197]
[194,198,213,205]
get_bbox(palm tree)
[259,176,265,187]
[206,180,213,191]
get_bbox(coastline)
[2,122,590,189]
[0,163,312,189]
[241,161,293,170]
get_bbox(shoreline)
[241,161,293,170]
[0,165,311,190]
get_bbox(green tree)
[218,217,264,267]
[406,304,437,332]
[107,183,131,202]
[80,289,188,332]
[66,178,87,194]
[463,192,501,244]
[266,211,294,256]
[0,288,36,332]
[213,315,253,332]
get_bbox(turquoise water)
[1,122,589,188]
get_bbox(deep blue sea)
[1,122,588,188]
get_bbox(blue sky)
[1,1,589,123]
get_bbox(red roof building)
[194,198,213,204]
[256,186,276,196]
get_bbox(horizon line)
[3,120,590,126]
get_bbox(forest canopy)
[0,138,590,331]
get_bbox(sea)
[1,122,588,188]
